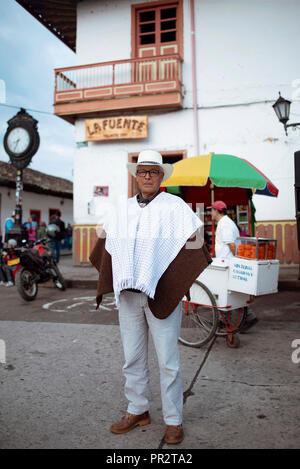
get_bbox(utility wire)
[0,102,54,116]
[2,99,299,117]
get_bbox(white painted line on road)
[42,296,117,313]
[72,297,95,301]
[43,299,68,312]
[67,302,85,309]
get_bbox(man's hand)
[228,243,236,255]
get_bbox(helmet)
[46,223,60,239]
[7,238,17,247]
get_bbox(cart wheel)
[226,334,240,348]
[179,280,218,348]
[216,307,248,337]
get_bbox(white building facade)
[17,0,300,264]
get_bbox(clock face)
[6,126,31,155]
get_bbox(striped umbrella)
[161,153,278,197]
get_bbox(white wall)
[74,0,300,224]
[193,0,300,221]
[73,142,128,225]
[0,187,73,241]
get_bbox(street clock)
[3,108,40,245]
[3,108,40,169]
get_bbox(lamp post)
[273,95,300,279]
[272,92,300,135]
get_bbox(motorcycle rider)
[0,239,18,287]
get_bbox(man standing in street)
[90,150,211,444]
[209,200,258,331]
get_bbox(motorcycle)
[14,237,66,301]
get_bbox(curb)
[278,280,300,291]
[65,279,97,289]
[64,278,300,291]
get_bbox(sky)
[0,0,77,181]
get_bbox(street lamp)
[273,92,300,135]
[273,95,300,279]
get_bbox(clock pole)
[3,108,40,246]
[6,168,26,245]
[15,169,23,226]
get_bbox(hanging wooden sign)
[85,116,148,141]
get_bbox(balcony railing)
[54,54,182,105]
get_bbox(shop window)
[161,7,177,19]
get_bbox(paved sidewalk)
[1,254,298,449]
[0,314,299,449]
[59,254,98,288]
[59,255,300,291]
[278,264,300,290]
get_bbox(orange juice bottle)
[244,245,251,258]
[238,244,245,257]
[250,245,256,259]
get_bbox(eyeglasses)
[136,169,162,177]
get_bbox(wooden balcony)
[54,55,183,123]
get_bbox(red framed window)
[133,1,182,58]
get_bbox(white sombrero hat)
[127,150,173,182]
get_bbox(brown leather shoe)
[164,424,184,444]
[110,411,150,434]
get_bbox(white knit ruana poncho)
[103,192,202,307]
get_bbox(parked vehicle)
[14,237,66,301]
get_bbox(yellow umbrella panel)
[161,154,211,187]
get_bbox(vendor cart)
[179,238,279,348]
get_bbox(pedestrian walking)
[209,200,258,331]
[90,150,211,444]
[65,224,72,250]
[37,221,47,240]
[25,214,38,243]
[4,213,15,244]
[49,211,66,262]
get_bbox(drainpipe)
[190,0,199,155]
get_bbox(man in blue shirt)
[4,213,15,243]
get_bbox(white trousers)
[118,291,183,425]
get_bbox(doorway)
[30,209,41,225]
